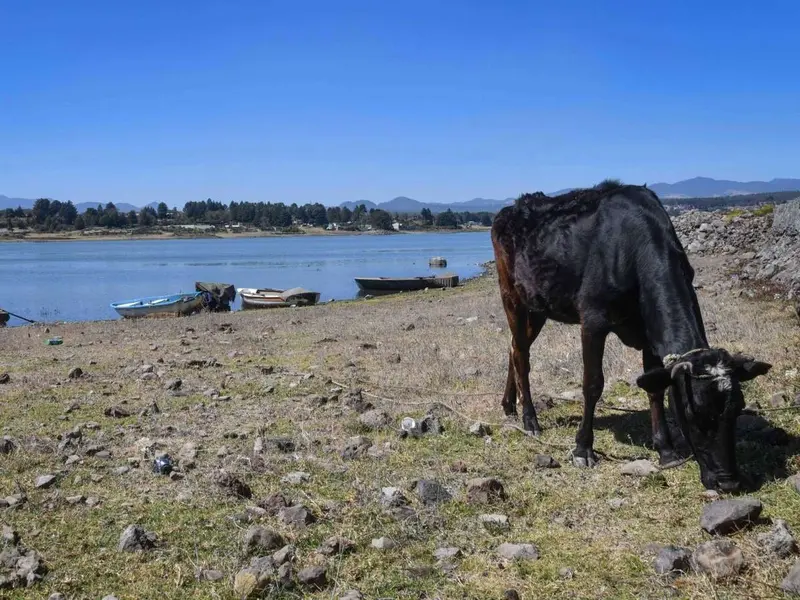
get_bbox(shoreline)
[1,261,496,329]
[0,226,491,244]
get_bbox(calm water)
[0,231,492,324]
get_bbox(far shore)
[0,225,491,244]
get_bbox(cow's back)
[491,184,688,322]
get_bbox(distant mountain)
[339,199,378,211]
[649,177,800,199]
[339,196,515,214]
[0,195,34,210]
[75,202,140,213]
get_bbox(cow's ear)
[731,355,772,382]
[636,368,672,393]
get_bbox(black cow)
[491,180,771,491]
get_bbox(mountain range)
[3,177,800,214]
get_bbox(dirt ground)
[1,256,799,599]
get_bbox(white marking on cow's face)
[706,362,732,391]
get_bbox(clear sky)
[2,1,799,207]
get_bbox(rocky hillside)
[672,198,800,300]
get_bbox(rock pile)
[671,198,800,298]
[0,527,47,589]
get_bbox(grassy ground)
[1,257,799,599]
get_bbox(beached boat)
[0,309,8,326]
[238,287,321,309]
[354,274,459,293]
[110,292,204,319]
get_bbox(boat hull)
[238,288,321,310]
[354,274,459,293]
[110,292,204,319]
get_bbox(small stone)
[164,378,182,391]
[691,539,744,579]
[114,466,131,475]
[5,493,26,507]
[104,406,131,418]
[278,505,315,529]
[559,567,575,580]
[214,471,252,499]
[504,591,521,600]
[621,459,658,477]
[318,536,354,556]
[700,497,762,535]
[298,565,327,589]
[380,487,409,507]
[359,409,391,430]
[65,454,81,466]
[195,568,224,581]
[272,544,296,566]
[48,594,67,600]
[782,561,800,594]
[0,436,16,454]
[339,591,364,600]
[371,536,397,550]
[101,596,119,600]
[450,460,468,473]
[416,479,452,505]
[85,496,101,507]
[340,435,373,459]
[118,524,157,552]
[469,422,491,436]
[479,513,510,530]
[534,454,560,468]
[178,442,199,469]
[233,565,273,598]
[68,367,83,379]
[0,373,9,384]
[281,471,311,485]
[257,493,291,516]
[2,525,19,543]
[276,562,292,586]
[434,547,462,561]
[654,545,693,575]
[66,494,85,505]
[608,497,627,510]
[466,477,507,504]
[243,526,285,553]
[757,519,797,558]
[497,542,540,561]
[35,474,57,489]
[169,471,184,481]
[788,474,800,494]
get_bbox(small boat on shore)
[238,287,321,309]
[354,274,459,294]
[110,292,204,319]
[0,309,8,326]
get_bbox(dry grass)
[1,256,799,599]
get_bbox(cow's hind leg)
[643,349,680,466]
[573,324,608,467]
[501,349,517,418]
[501,310,546,420]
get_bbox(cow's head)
[636,348,771,492]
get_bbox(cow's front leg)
[573,325,607,467]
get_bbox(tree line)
[3,197,495,233]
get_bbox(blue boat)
[110,292,204,319]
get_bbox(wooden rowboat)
[110,292,204,319]
[237,287,321,309]
[354,274,459,293]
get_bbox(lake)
[0,231,493,324]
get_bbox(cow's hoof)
[570,449,599,468]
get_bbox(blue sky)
[2,1,799,206]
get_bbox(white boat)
[110,292,204,318]
[237,287,321,309]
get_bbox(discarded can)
[401,417,421,435]
[152,454,174,475]
[46,337,63,345]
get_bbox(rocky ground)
[672,198,800,302]
[1,210,800,599]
